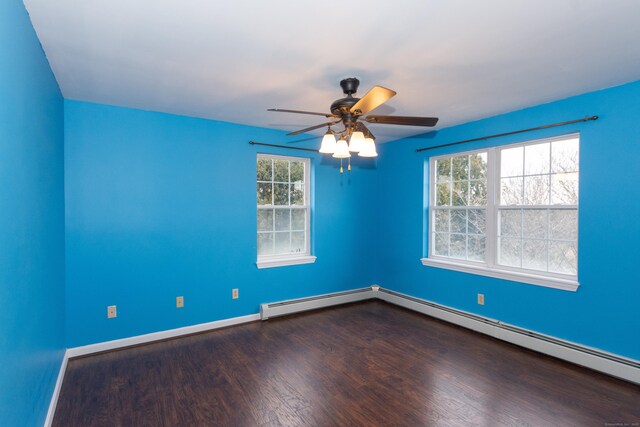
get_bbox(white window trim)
[423,134,580,292]
[256,154,314,269]
[257,255,317,269]
[420,257,579,291]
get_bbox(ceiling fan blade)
[364,115,439,127]
[268,108,337,118]
[350,86,397,115]
[287,121,340,136]
[355,122,375,140]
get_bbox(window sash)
[257,154,310,260]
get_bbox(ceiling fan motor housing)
[340,77,360,95]
[331,78,362,126]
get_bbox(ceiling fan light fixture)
[348,131,365,153]
[319,131,337,154]
[358,137,378,157]
[332,138,351,158]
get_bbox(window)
[424,134,580,291]
[256,154,316,269]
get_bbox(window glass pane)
[290,161,304,182]
[273,183,290,205]
[501,146,523,177]
[523,209,548,239]
[257,158,272,181]
[452,156,469,181]
[291,208,306,231]
[434,210,449,232]
[291,231,306,254]
[468,209,486,235]
[274,159,289,182]
[551,172,578,205]
[499,209,522,237]
[524,175,550,205]
[522,239,547,271]
[470,153,487,180]
[434,233,449,256]
[258,233,274,256]
[469,180,487,206]
[452,181,468,206]
[498,237,521,267]
[450,234,466,259]
[500,177,523,205]
[524,142,550,175]
[436,183,451,206]
[468,236,486,261]
[549,209,577,240]
[274,232,291,254]
[257,183,273,205]
[451,210,467,233]
[552,138,579,173]
[436,158,451,182]
[549,241,577,275]
[291,183,304,205]
[257,209,273,232]
[274,209,290,231]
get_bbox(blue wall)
[0,1,65,425]
[64,101,379,347]
[377,80,640,360]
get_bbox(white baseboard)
[67,313,260,358]
[377,288,640,385]
[44,349,68,427]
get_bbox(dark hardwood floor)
[54,301,640,426]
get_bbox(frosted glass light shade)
[358,137,378,157]
[332,138,351,158]
[349,131,365,152]
[319,132,337,153]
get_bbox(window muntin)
[429,134,579,282]
[257,154,310,260]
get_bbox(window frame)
[422,134,580,292]
[256,153,316,269]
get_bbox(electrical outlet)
[477,293,485,305]
[107,305,117,318]
[176,296,184,308]
[232,288,239,299]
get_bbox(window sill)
[257,255,317,269]
[420,258,579,292]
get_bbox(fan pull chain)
[348,158,351,171]
[340,158,344,174]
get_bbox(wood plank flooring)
[54,301,640,426]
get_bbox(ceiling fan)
[268,78,438,168]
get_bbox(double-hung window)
[424,134,580,291]
[256,154,315,269]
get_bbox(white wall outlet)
[107,305,117,318]
[477,293,485,305]
[176,296,184,308]
[232,288,239,299]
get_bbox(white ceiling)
[23,0,640,143]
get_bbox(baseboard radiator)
[261,286,640,384]
[376,288,640,385]
[260,287,375,320]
